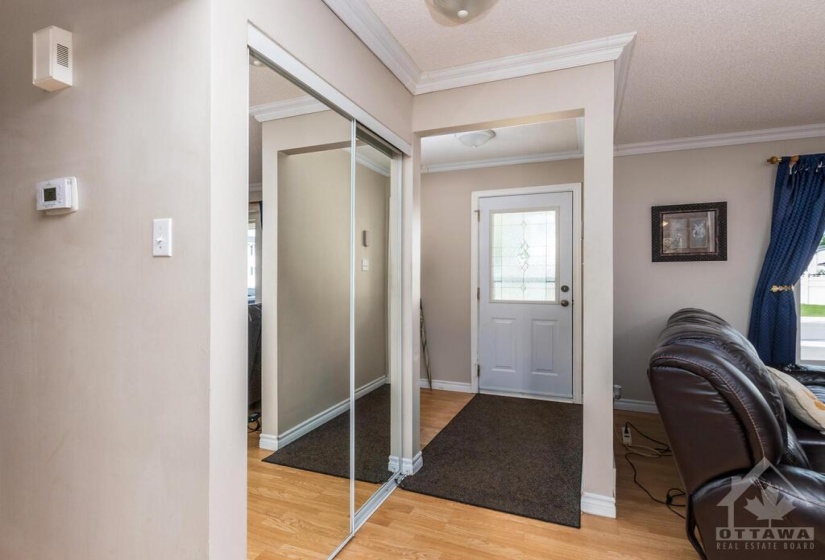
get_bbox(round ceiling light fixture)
[457,129,496,148]
[426,0,498,24]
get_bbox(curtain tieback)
[770,285,794,293]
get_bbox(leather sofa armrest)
[691,465,825,559]
[782,364,825,387]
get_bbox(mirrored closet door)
[248,41,403,560]
[250,56,354,558]
[353,130,397,513]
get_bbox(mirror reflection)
[247,51,402,560]
[353,136,395,511]
[248,55,352,559]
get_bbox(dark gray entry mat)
[400,394,583,528]
[262,385,391,484]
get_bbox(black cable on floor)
[625,421,671,453]
[619,422,687,519]
[624,452,686,519]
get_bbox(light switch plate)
[153,218,173,257]
[361,258,369,271]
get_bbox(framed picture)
[651,202,727,262]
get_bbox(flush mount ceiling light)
[249,54,263,67]
[457,129,496,148]
[426,0,498,24]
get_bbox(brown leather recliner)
[648,308,825,559]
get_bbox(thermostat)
[36,177,79,215]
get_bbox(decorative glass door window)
[491,209,558,302]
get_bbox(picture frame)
[651,202,727,262]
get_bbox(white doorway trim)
[470,184,582,403]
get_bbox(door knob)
[561,285,569,293]
[560,299,570,307]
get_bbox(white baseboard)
[258,433,278,451]
[401,451,423,475]
[263,376,388,451]
[480,388,575,404]
[389,452,422,475]
[581,492,616,518]
[419,378,475,393]
[613,399,658,414]
[356,375,388,399]
[277,398,349,449]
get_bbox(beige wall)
[261,110,349,439]
[614,136,825,402]
[355,164,391,390]
[0,1,215,558]
[0,0,411,557]
[277,149,349,430]
[421,136,825,406]
[277,149,389,431]
[421,160,584,385]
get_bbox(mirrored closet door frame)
[248,23,410,559]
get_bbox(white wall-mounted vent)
[56,43,69,68]
[33,26,73,92]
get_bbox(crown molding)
[422,150,583,174]
[356,155,391,177]
[344,148,392,177]
[323,0,420,93]
[322,0,636,115]
[250,96,329,122]
[613,34,636,128]
[575,117,585,152]
[415,32,637,95]
[420,122,825,169]
[614,123,825,157]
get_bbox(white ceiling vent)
[33,26,73,92]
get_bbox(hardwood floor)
[419,388,474,447]
[248,391,697,560]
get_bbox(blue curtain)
[749,154,825,366]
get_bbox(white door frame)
[470,184,582,404]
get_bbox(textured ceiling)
[362,0,825,143]
[249,63,305,107]
[421,119,579,169]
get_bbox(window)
[799,234,825,363]
[247,223,256,303]
[491,209,557,302]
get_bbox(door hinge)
[476,209,480,222]
[477,363,481,377]
[477,287,480,300]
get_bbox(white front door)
[478,191,574,399]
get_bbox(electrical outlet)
[621,425,632,446]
